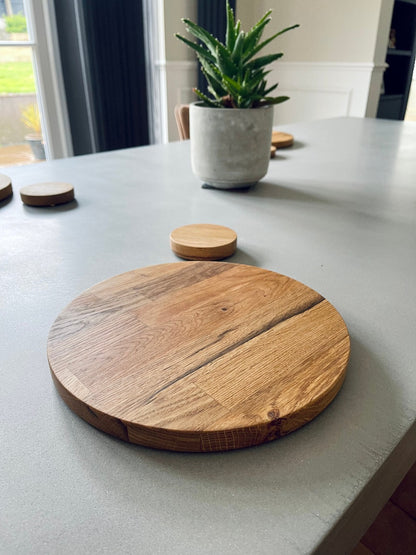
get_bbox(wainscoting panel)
[160,61,386,140]
[273,87,353,126]
[158,61,198,142]
[270,62,386,126]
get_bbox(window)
[0,0,71,166]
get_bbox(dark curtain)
[197,0,236,96]
[54,0,149,155]
[53,1,93,155]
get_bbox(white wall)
[161,0,395,139]
[162,0,197,141]
[242,0,382,62]
[237,0,394,125]
[164,0,197,62]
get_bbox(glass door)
[0,0,45,166]
[0,0,71,167]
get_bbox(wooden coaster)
[0,173,13,202]
[272,131,294,148]
[20,182,74,206]
[170,224,237,260]
[48,261,350,452]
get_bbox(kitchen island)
[1,117,415,554]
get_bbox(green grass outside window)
[0,62,35,93]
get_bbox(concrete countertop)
[1,117,415,554]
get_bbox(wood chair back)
[174,104,190,140]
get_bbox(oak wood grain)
[48,262,350,452]
[272,131,294,148]
[170,224,237,260]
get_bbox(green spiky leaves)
[175,1,299,108]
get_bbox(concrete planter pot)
[25,134,45,160]
[190,102,274,189]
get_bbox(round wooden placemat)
[48,262,350,452]
[272,131,294,148]
[20,182,74,206]
[170,224,237,260]
[0,173,13,202]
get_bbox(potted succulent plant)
[21,103,46,160]
[176,2,298,189]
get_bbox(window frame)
[0,0,72,159]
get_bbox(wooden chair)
[174,104,190,140]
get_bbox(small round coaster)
[272,131,294,148]
[20,182,74,206]
[0,173,13,202]
[170,224,237,260]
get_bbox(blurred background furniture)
[174,104,190,140]
[377,0,416,120]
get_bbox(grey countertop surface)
[1,117,415,554]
